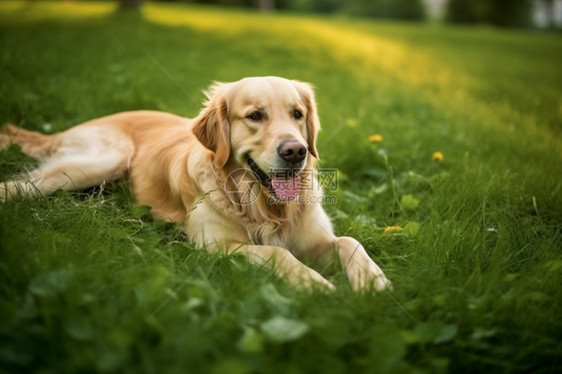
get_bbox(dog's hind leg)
[1,125,134,200]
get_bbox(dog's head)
[192,76,320,202]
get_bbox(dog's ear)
[192,82,231,168]
[293,81,320,159]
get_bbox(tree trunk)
[257,0,275,12]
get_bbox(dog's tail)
[1,124,57,160]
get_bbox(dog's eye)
[247,112,263,122]
[293,110,304,120]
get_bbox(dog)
[0,76,390,291]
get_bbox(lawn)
[0,1,561,373]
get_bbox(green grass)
[1,1,561,373]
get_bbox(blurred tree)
[446,0,486,23]
[541,0,560,27]
[278,0,425,19]
[267,0,341,12]
[307,0,342,13]
[188,0,258,7]
[446,0,531,27]
[346,0,425,20]
[488,0,531,26]
[119,0,143,10]
[257,0,275,11]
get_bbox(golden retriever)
[0,76,390,291]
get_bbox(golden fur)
[1,76,390,291]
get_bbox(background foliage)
[1,1,561,373]
[446,0,532,27]
[151,0,544,26]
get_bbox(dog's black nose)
[278,141,307,163]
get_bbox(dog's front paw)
[0,182,11,202]
[347,260,391,292]
[295,267,336,292]
[284,264,336,292]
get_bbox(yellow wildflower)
[383,225,403,234]
[432,151,444,162]
[368,134,383,143]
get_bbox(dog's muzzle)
[246,155,302,202]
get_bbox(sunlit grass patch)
[0,0,116,22]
